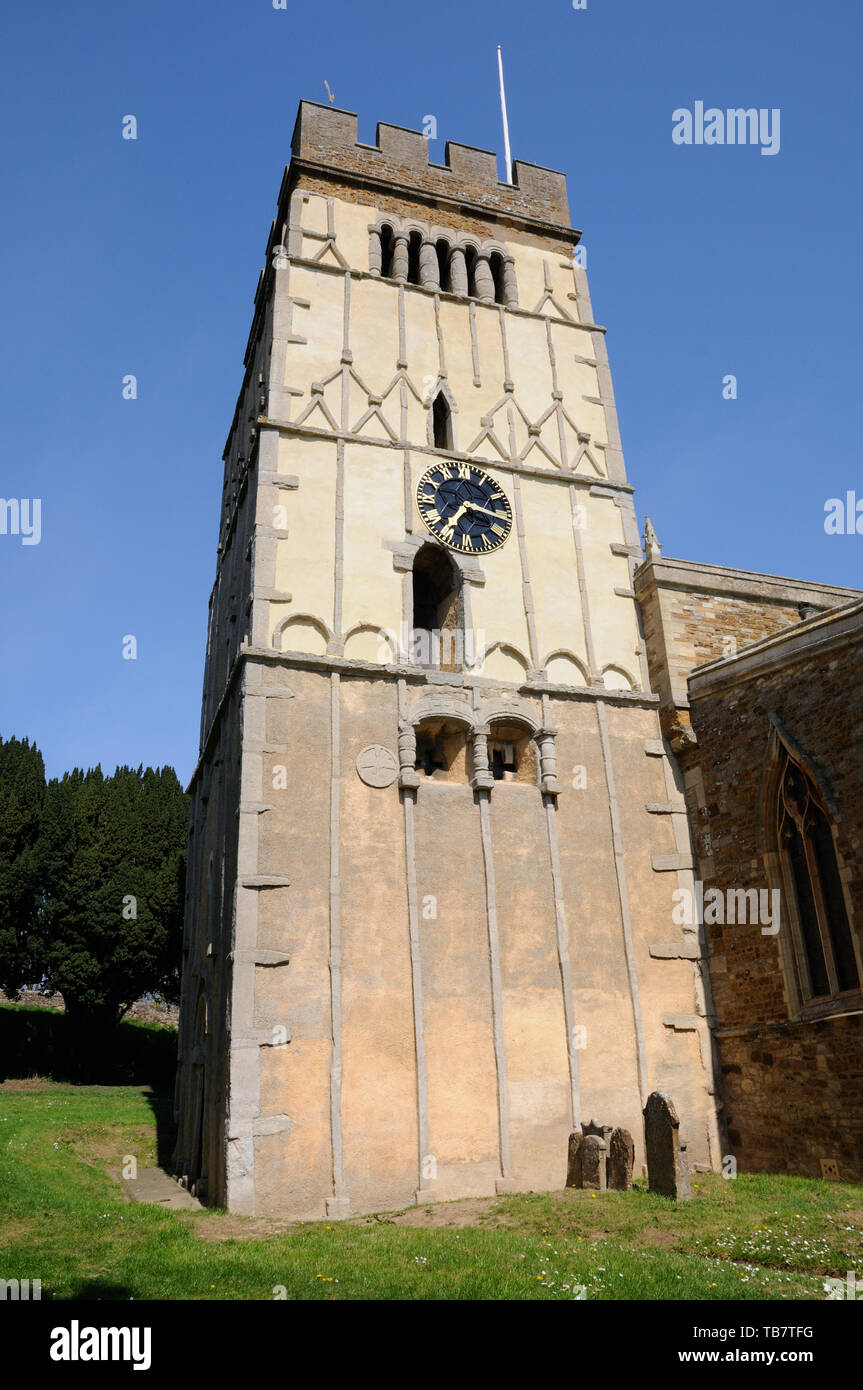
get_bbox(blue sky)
[1,0,860,783]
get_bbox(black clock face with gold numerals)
[416,462,513,554]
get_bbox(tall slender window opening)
[411,543,460,671]
[407,231,422,285]
[776,750,859,1001]
[380,224,395,278]
[489,252,505,304]
[432,393,452,450]
[436,239,451,291]
[464,246,477,297]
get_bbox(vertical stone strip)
[434,294,446,376]
[541,694,580,1127]
[340,272,351,432]
[511,473,539,669]
[403,449,413,534]
[225,675,265,1214]
[595,700,649,1106]
[498,304,511,384]
[399,683,431,1196]
[546,318,569,470]
[569,483,597,676]
[333,439,344,647]
[398,283,407,368]
[327,672,348,1214]
[477,791,513,1185]
[470,301,481,386]
[665,752,722,1169]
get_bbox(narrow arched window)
[436,239,451,292]
[464,246,477,297]
[432,393,452,450]
[407,231,422,285]
[380,224,395,278]
[776,750,860,1002]
[489,252,505,304]
[411,543,460,671]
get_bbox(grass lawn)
[1,1080,861,1301]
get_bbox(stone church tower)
[173,101,720,1216]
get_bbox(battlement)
[290,101,571,231]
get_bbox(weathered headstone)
[566,1131,583,1188]
[643,1092,692,1200]
[608,1127,635,1191]
[580,1134,607,1191]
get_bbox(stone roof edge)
[634,553,863,606]
[687,595,863,698]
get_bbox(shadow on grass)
[143,1090,178,1170]
[0,1001,177,1092]
[64,1281,138,1301]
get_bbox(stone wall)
[635,552,860,751]
[686,602,863,1181]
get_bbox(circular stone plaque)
[356,744,399,789]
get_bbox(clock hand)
[463,501,509,521]
[441,503,468,531]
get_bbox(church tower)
[173,101,720,1216]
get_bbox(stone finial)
[643,516,662,561]
[582,1117,613,1145]
[643,1092,692,1201]
[609,1127,635,1191]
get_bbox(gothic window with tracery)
[776,750,859,1004]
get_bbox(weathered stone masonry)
[174,102,723,1217]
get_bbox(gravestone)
[643,1092,691,1200]
[580,1134,607,1191]
[608,1127,635,1191]
[566,1131,583,1188]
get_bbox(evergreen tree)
[0,735,46,995]
[35,763,189,1051]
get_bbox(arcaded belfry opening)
[413,717,469,782]
[407,230,422,285]
[379,223,395,278]
[436,239,452,291]
[432,392,453,450]
[489,252,505,304]
[487,719,538,785]
[411,542,460,671]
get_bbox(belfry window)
[432,393,452,450]
[487,721,537,785]
[489,740,518,781]
[489,252,505,304]
[379,224,395,278]
[407,231,422,286]
[413,718,468,782]
[436,239,451,292]
[464,246,478,297]
[776,750,859,1003]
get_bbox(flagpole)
[497,45,512,184]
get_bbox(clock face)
[416,462,513,554]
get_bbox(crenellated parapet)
[290,101,572,233]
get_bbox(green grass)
[1,1081,862,1300]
